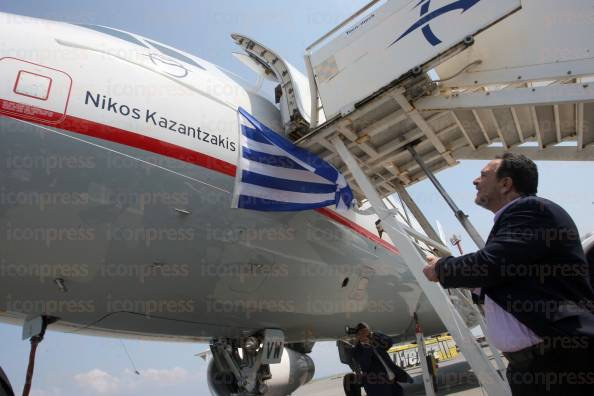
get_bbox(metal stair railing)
[333,136,511,396]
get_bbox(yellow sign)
[388,334,458,369]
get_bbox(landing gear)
[209,338,270,395]
[21,315,57,396]
[208,329,284,396]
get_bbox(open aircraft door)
[232,34,315,139]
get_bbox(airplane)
[0,10,449,396]
[1,4,593,396]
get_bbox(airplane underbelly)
[0,116,443,341]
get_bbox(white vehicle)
[0,11,443,396]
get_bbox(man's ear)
[500,176,514,194]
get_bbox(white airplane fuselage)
[0,12,444,343]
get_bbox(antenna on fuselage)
[119,339,141,375]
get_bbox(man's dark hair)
[495,152,538,195]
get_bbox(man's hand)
[423,255,440,282]
[356,328,371,345]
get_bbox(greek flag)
[232,107,354,211]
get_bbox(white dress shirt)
[481,198,542,352]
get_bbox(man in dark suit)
[351,323,413,396]
[422,153,594,395]
[0,367,15,396]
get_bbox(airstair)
[234,1,594,395]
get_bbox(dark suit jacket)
[435,195,594,340]
[0,367,14,396]
[352,332,411,385]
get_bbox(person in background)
[351,322,413,396]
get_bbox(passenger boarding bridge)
[234,1,594,394]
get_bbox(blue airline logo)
[389,0,481,47]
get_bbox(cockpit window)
[78,24,149,48]
[146,39,205,70]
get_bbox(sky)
[1,1,593,396]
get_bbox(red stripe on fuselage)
[0,108,399,255]
[315,207,400,255]
[0,99,236,177]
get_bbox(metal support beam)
[391,92,457,166]
[366,109,408,137]
[390,195,412,226]
[554,105,562,143]
[337,119,380,159]
[473,109,492,144]
[321,111,450,165]
[392,182,442,245]
[489,109,509,149]
[577,103,585,150]
[455,145,594,161]
[531,106,544,149]
[416,83,594,110]
[510,107,525,143]
[384,196,412,226]
[414,313,437,396]
[332,136,510,396]
[451,111,477,150]
[407,146,486,249]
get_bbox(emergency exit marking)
[13,70,52,101]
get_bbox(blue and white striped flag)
[232,107,354,211]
